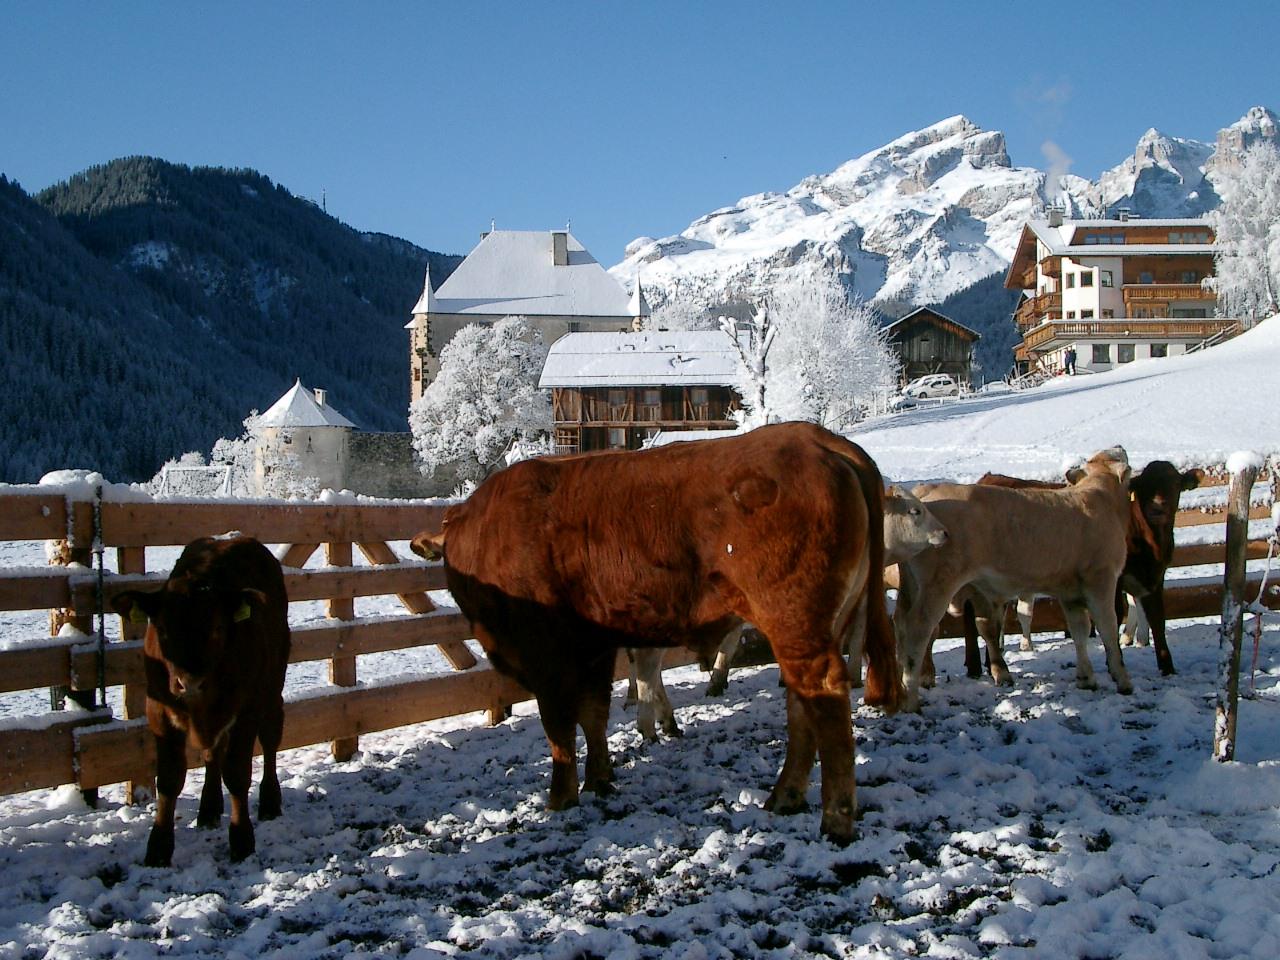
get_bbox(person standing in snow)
[1064,347,1077,375]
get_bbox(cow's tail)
[826,433,904,714]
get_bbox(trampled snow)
[1,324,1279,957]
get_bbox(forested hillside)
[0,160,459,482]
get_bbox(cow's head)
[883,484,948,560]
[409,529,447,561]
[112,580,267,704]
[1130,461,1203,546]
[1066,446,1131,488]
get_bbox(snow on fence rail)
[0,467,1277,801]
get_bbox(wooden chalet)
[884,307,980,384]
[1005,214,1238,374]
[538,331,741,454]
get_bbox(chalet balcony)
[1019,317,1240,355]
[1014,292,1061,329]
[1121,283,1214,306]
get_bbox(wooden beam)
[99,502,447,549]
[326,541,358,762]
[0,639,74,694]
[289,612,473,663]
[277,543,320,569]
[0,494,86,543]
[1176,503,1271,527]
[0,570,72,612]
[0,710,111,795]
[117,546,152,804]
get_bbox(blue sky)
[3,1,1276,265]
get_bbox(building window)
[1081,309,1095,319]
[607,427,627,449]
[1080,272,1094,287]
[638,388,661,421]
[1065,273,1076,288]
[1139,271,1154,284]
[567,321,581,333]
[1066,310,1076,319]
[1102,309,1115,318]
[1100,270,1113,287]
[1092,344,1111,364]
[1151,343,1168,358]
[1180,271,1198,284]
[1117,344,1135,363]
[1172,308,1208,318]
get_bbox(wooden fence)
[0,468,1276,800]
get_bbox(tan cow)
[893,447,1134,711]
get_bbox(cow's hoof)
[1114,680,1134,695]
[228,825,256,863]
[1076,676,1098,691]
[661,724,683,739]
[582,777,615,797]
[1159,664,1176,677]
[143,831,174,868]
[707,680,727,698]
[196,813,221,829]
[1019,641,1034,653]
[764,787,807,816]
[819,815,856,847]
[1119,633,1134,648]
[258,785,282,821]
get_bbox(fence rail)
[0,465,1275,800]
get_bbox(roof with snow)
[1006,217,1217,288]
[538,331,741,388]
[885,307,980,341]
[419,230,632,319]
[258,380,356,428]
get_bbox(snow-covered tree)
[645,296,719,332]
[723,274,899,430]
[409,316,552,484]
[1209,142,1280,324]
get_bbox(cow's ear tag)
[128,606,147,625]
[233,601,252,623]
[1130,491,1137,502]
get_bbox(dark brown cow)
[411,421,901,844]
[956,462,1202,678]
[112,537,290,866]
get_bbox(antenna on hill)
[322,188,326,213]
[566,218,571,232]
[491,218,496,232]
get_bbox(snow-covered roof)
[411,265,438,315]
[539,331,740,388]
[428,230,632,319]
[258,379,356,428]
[1024,218,1215,256]
[649,428,741,447]
[885,307,980,341]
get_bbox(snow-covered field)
[1,322,1278,958]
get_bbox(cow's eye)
[909,507,921,516]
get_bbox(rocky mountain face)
[611,107,1278,377]
[1,159,459,482]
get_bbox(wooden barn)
[884,307,980,385]
[538,331,741,453]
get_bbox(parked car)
[900,373,959,399]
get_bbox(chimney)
[1116,207,1131,222]
[1047,206,1064,228]
[551,230,568,266]
[314,388,326,407]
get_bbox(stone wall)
[346,432,450,499]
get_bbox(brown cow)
[112,537,290,867]
[411,421,901,844]
[894,448,1133,711]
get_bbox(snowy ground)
[2,322,1279,957]
[1,622,1278,959]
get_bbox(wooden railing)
[1121,283,1213,303]
[0,468,1275,799]
[1020,317,1239,352]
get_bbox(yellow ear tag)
[233,601,252,623]
[129,606,147,625]
[1130,491,1137,502]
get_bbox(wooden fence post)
[47,535,101,807]
[1214,454,1259,762]
[326,541,358,761]
[117,546,152,803]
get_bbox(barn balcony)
[1121,283,1215,313]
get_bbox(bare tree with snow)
[644,296,719,332]
[1209,142,1280,324]
[409,316,552,484]
[720,308,776,428]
